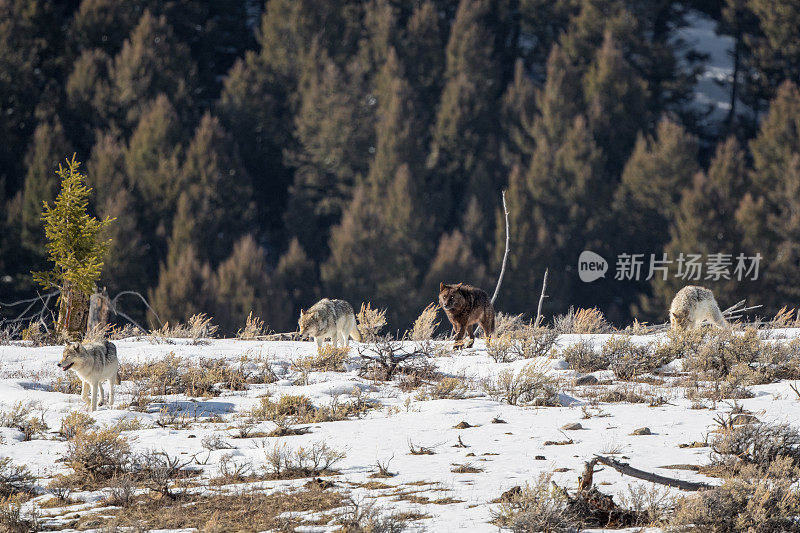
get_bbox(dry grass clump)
[409,303,441,340]
[481,362,558,406]
[562,340,606,372]
[59,411,95,440]
[74,485,345,532]
[149,313,219,344]
[603,336,669,380]
[427,376,467,399]
[20,321,52,346]
[669,459,800,532]
[357,302,387,342]
[292,345,350,372]
[237,311,266,339]
[554,307,611,334]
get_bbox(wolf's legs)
[465,325,476,348]
[81,381,89,404]
[315,337,323,353]
[97,383,106,406]
[342,331,350,348]
[108,379,115,407]
[332,334,339,348]
[90,382,99,412]
[453,324,467,350]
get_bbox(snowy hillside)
[1,330,800,531]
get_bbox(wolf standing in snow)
[439,282,496,349]
[298,299,362,350]
[669,285,728,330]
[57,340,121,412]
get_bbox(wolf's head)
[439,282,467,312]
[298,309,321,337]
[670,311,690,331]
[58,342,89,372]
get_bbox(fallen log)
[593,455,711,491]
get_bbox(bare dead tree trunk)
[57,281,90,340]
[593,455,710,491]
[87,288,110,333]
[490,190,509,306]
[535,268,549,328]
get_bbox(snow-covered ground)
[2,332,800,531]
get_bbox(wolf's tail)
[350,322,362,343]
[116,371,121,385]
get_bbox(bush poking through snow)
[493,474,579,532]
[562,340,606,372]
[356,302,387,342]
[0,458,35,498]
[554,307,611,334]
[488,325,558,363]
[65,428,131,481]
[711,422,800,473]
[481,362,558,406]
[263,441,346,479]
[335,498,408,533]
[149,313,219,344]
[0,495,41,532]
[669,460,800,532]
[357,335,430,380]
[59,411,95,440]
[409,303,440,341]
[603,336,669,380]
[237,311,266,339]
[292,345,350,372]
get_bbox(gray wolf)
[670,285,728,330]
[439,282,496,349]
[57,341,121,411]
[298,299,362,350]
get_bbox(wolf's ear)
[300,309,305,316]
[455,282,463,289]
[439,282,445,292]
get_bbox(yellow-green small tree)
[33,155,113,338]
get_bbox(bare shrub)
[669,459,800,532]
[489,325,558,363]
[201,434,233,451]
[105,474,137,507]
[356,302,386,342]
[357,335,429,380]
[685,328,761,379]
[711,422,800,472]
[0,458,35,498]
[0,324,20,345]
[251,392,374,425]
[603,336,667,380]
[21,321,48,346]
[335,498,407,533]
[554,307,611,334]
[493,313,527,337]
[292,345,350,372]
[493,474,578,532]
[213,453,253,484]
[562,340,606,372]
[130,450,196,498]
[263,441,346,478]
[84,322,112,342]
[237,311,266,339]
[0,402,48,441]
[616,484,673,525]
[59,411,95,439]
[66,428,131,481]
[409,303,440,340]
[481,362,558,406]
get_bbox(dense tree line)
[2,0,800,334]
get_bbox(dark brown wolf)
[439,282,496,349]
